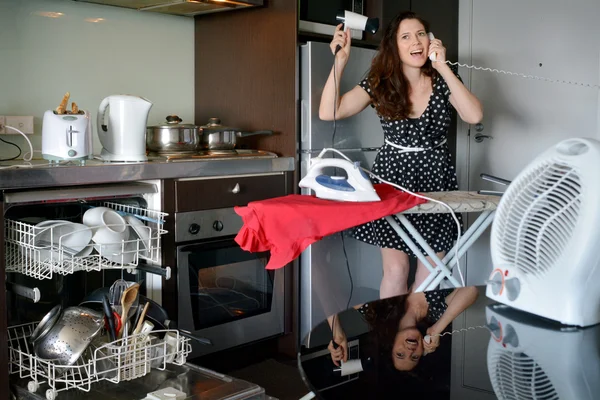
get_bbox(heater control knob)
[213,221,224,232]
[502,324,519,348]
[488,271,504,295]
[504,277,521,301]
[68,150,76,157]
[188,223,200,235]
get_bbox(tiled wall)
[0,0,194,160]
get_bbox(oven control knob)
[213,221,224,232]
[188,223,201,235]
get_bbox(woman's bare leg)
[414,251,446,291]
[380,248,410,299]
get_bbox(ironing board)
[384,191,500,292]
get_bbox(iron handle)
[474,133,493,143]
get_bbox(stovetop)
[147,149,278,162]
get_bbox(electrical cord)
[330,50,355,354]
[0,124,35,164]
[0,136,21,161]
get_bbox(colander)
[32,306,104,366]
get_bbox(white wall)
[0,0,194,159]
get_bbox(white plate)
[34,221,93,261]
[125,215,151,257]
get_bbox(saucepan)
[146,115,273,153]
[200,117,273,151]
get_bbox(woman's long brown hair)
[367,11,438,120]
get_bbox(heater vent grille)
[493,160,582,278]
[490,351,559,400]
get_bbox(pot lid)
[149,115,198,129]
[201,117,239,132]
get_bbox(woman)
[328,286,479,371]
[320,12,483,296]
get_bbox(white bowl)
[88,209,129,253]
[125,216,151,257]
[97,240,137,264]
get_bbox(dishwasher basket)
[8,321,191,400]
[4,202,168,280]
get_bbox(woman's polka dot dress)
[352,68,463,256]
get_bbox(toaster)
[42,110,93,162]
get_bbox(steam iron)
[299,151,381,202]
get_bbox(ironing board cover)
[234,184,427,270]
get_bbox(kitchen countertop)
[298,285,600,399]
[0,155,295,191]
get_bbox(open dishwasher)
[3,181,270,400]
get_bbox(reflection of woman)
[328,286,479,370]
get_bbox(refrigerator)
[299,41,385,347]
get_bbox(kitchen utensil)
[199,117,273,150]
[32,306,104,366]
[298,148,381,202]
[41,109,93,162]
[80,287,170,329]
[487,137,600,327]
[133,302,150,335]
[109,279,128,314]
[146,115,202,154]
[97,94,152,162]
[102,294,117,342]
[30,304,62,344]
[119,283,140,338]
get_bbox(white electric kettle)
[97,95,152,162]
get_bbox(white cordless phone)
[428,32,436,61]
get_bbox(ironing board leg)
[384,216,438,276]
[384,215,461,292]
[386,210,496,293]
[422,211,495,291]
[442,211,495,269]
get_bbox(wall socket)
[0,116,35,135]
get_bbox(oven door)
[177,238,284,356]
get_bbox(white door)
[456,0,600,286]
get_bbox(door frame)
[454,0,476,284]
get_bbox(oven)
[169,174,289,358]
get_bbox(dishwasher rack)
[4,202,168,280]
[8,322,191,400]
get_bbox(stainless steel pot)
[200,117,273,150]
[146,115,201,154]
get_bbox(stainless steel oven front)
[175,207,284,357]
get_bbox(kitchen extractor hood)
[73,0,264,17]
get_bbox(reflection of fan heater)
[486,138,600,327]
[485,304,600,400]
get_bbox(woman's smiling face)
[392,327,424,371]
[396,18,430,68]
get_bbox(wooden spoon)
[118,283,140,338]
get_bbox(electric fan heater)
[485,304,600,400]
[486,137,600,327]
